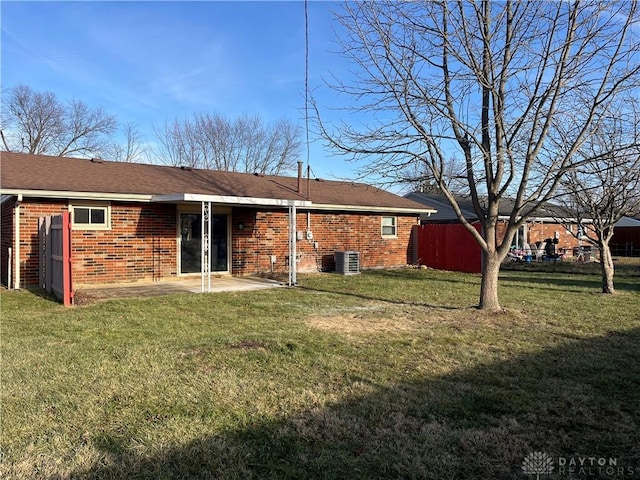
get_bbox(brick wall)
[15,200,417,287]
[72,202,177,285]
[16,199,177,287]
[527,222,581,254]
[231,208,418,275]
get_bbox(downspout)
[289,204,297,286]
[13,194,22,289]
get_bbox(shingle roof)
[616,216,640,228]
[406,191,575,221]
[405,192,478,221]
[0,152,435,212]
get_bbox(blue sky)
[1,1,363,182]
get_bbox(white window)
[381,216,397,238]
[70,203,111,230]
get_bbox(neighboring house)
[406,191,593,272]
[1,152,436,289]
[406,191,585,253]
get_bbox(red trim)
[62,211,74,306]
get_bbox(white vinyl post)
[201,201,211,292]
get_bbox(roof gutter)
[13,194,22,289]
[516,216,594,223]
[307,203,436,215]
[151,193,312,207]
[0,189,153,202]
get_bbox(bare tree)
[403,156,470,195]
[1,84,117,158]
[316,0,640,310]
[557,105,640,294]
[107,122,146,163]
[153,113,301,175]
[153,118,202,168]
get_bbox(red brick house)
[1,152,435,289]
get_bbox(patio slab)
[75,276,284,302]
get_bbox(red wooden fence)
[610,226,640,257]
[413,223,482,273]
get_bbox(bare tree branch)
[553,103,640,293]
[108,122,146,163]
[1,84,117,158]
[153,113,301,175]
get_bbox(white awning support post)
[288,204,297,286]
[201,201,211,293]
[13,194,22,290]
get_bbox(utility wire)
[304,0,311,171]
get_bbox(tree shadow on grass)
[499,271,640,294]
[366,268,482,286]
[62,326,640,480]
[297,284,470,310]
[297,269,480,309]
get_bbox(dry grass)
[306,304,530,338]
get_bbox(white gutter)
[0,189,152,202]
[305,203,436,215]
[152,193,311,207]
[509,216,594,223]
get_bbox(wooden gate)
[39,212,73,306]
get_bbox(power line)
[304,0,310,171]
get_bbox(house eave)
[308,203,436,215]
[0,189,153,202]
[151,193,312,207]
[526,216,593,223]
[0,189,433,214]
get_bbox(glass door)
[210,214,228,272]
[180,213,228,274]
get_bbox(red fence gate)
[39,212,74,306]
[413,223,482,274]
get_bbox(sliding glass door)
[179,213,228,274]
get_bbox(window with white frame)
[70,203,111,230]
[381,216,397,237]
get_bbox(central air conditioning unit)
[334,251,360,275]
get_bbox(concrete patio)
[74,276,284,302]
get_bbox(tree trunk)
[479,251,502,311]
[599,241,615,294]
